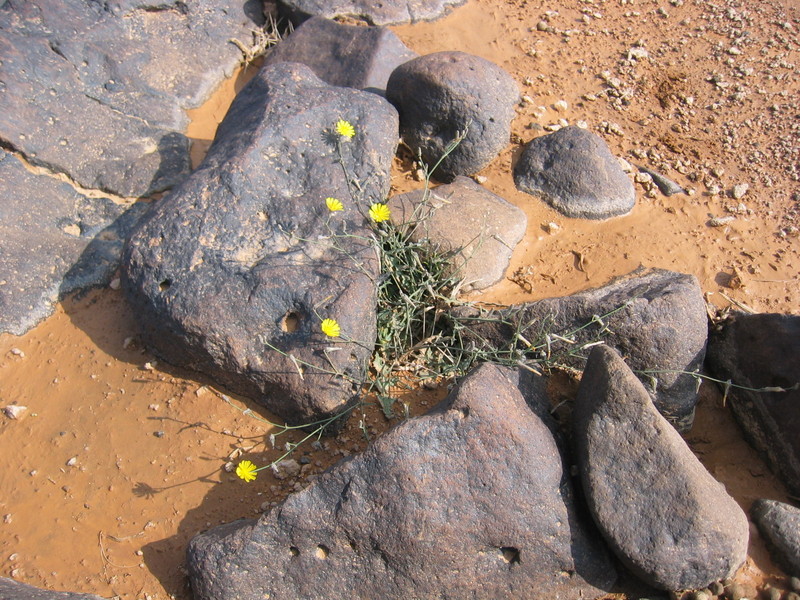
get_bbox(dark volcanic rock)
[388,176,527,291]
[513,126,635,219]
[187,363,616,600]
[279,0,466,26]
[122,63,398,426]
[751,499,800,577]
[706,312,800,497]
[455,269,708,430]
[0,150,146,335]
[263,16,417,95]
[386,51,519,182]
[573,345,749,591]
[0,577,105,600]
[0,0,259,196]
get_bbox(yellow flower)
[236,460,258,482]
[326,197,344,212]
[321,318,341,338]
[335,119,355,139]
[369,203,391,223]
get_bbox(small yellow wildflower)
[321,318,341,338]
[236,460,258,482]
[369,203,391,223]
[326,197,344,212]
[335,119,355,139]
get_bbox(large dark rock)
[386,51,519,182]
[573,345,749,591]
[122,62,398,426]
[388,176,527,291]
[706,312,800,497]
[0,577,105,600]
[751,499,800,577]
[187,363,616,600]
[0,150,146,335]
[263,16,417,95]
[279,0,467,26]
[0,0,260,196]
[455,269,708,430]
[513,126,635,219]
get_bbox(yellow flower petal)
[236,460,258,482]
[326,197,344,212]
[369,203,391,223]
[321,318,341,338]
[335,119,355,139]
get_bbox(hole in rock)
[281,311,301,333]
[159,279,172,291]
[289,546,300,557]
[499,547,520,565]
[315,544,329,560]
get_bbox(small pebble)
[10,348,25,358]
[787,593,800,600]
[708,215,736,227]
[3,405,27,420]
[3,514,11,524]
[66,456,77,467]
[732,183,749,199]
[153,431,165,438]
[709,582,725,596]
[790,576,800,593]
[553,99,568,111]
[109,277,121,290]
[764,586,781,600]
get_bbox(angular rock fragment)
[0,151,146,335]
[751,499,800,577]
[706,312,800,497]
[455,269,708,429]
[514,126,635,219]
[573,345,749,591]
[187,363,616,600]
[263,16,417,95]
[387,51,519,182]
[0,577,105,600]
[122,63,398,426]
[279,0,467,26]
[388,176,527,291]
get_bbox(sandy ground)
[1,0,798,597]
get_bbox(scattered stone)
[388,176,528,291]
[751,499,800,577]
[708,215,736,227]
[280,0,467,25]
[0,577,106,600]
[2,405,27,420]
[386,51,519,182]
[272,459,302,480]
[627,46,649,60]
[513,126,635,220]
[732,183,750,199]
[0,151,147,335]
[792,577,800,592]
[187,363,617,600]
[66,457,78,467]
[553,99,569,111]
[765,585,783,600]
[706,312,800,497]
[122,63,398,426]
[573,345,749,591]
[9,348,25,358]
[262,17,417,96]
[455,269,708,430]
[637,165,687,196]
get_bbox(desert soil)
[1,0,798,598]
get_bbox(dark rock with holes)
[752,499,800,577]
[386,51,519,182]
[706,312,800,497]
[0,577,106,600]
[573,345,749,591]
[187,363,616,600]
[263,16,417,95]
[279,0,466,26]
[455,269,707,430]
[0,150,147,335]
[514,126,635,219]
[0,0,260,196]
[121,62,398,426]
[387,176,527,291]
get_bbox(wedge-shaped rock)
[455,269,707,430]
[122,63,398,425]
[187,363,617,600]
[751,499,800,577]
[0,577,105,600]
[573,345,749,591]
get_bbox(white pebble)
[3,405,27,420]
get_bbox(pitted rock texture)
[386,51,519,182]
[121,62,399,426]
[187,363,616,600]
[263,16,417,95]
[751,499,800,577]
[706,312,800,497]
[0,577,106,600]
[0,150,146,335]
[388,176,527,291]
[573,345,749,591]
[513,126,635,219]
[0,0,259,196]
[455,269,708,430]
[279,0,467,26]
